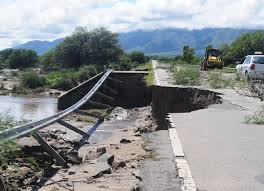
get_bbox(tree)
[55,27,123,69]
[9,49,38,69]
[182,45,195,63]
[129,51,146,64]
[40,49,58,71]
[222,31,264,64]
[0,49,13,68]
[21,71,47,89]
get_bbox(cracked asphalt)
[154,61,264,191]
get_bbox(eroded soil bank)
[1,106,157,191]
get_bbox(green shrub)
[173,66,201,85]
[21,71,47,89]
[208,71,234,89]
[77,65,98,82]
[135,63,152,71]
[0,114,24,163]
[52,78,77,90]
[226,64,236,68]
[244,111,264,125]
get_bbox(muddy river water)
[0,95,58,121]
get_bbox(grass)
[76,115,97,123]
[144,72,154,86]
[0,114,29,168]
[222,67,236,73]
[244,111,264,125]
[135,62,154,86]
[143,151,158,160]
[141,139,157,160]
[173,65,201,86]
[134,63,152,71]
[24,156,40,171]
[208,70,235,89]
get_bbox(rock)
[130,163,136,169]
[46,137,52,141]
[117,161,126,168]
[68,171,76,175]
[52,129,67,135]
[93,172,104,179]
[97,153,115,166]
[19,167,33,177]
[94,162,111,177]
[134,127,148,134]
[57,139,65,145]
[49,131,58,139]
[66,150,82,164]
[96,147,106,155]
[113,161,126,169]
[130,185,143,191]
[62,169,68,173]
[120,139,131,144]
[84,150,99,161]
[131,170,142,181]
[66,181,73,187]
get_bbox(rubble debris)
[97,153,115,166]
[120,139,132,144]
[93,163,111,178]
[96,147,106,155]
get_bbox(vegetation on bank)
[0,114,24,166]
[244,111,264,125]
[0,27,149,93]
[135,62,154,86]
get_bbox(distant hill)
[14,28,257,55]
[14,38,64,55]
[119,28,256,55]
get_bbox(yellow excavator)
[201,48,224,71]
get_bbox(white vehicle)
[236,54,264,80]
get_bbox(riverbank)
[0,106,160,190]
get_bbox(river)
[0,95,58,121]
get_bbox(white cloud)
[0,0,264,49]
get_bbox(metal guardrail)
[0,69,113,141]
[0,69,124,190]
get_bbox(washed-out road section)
[154,60,264,191]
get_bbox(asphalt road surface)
[154,60,264,191]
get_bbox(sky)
[0,0,264,49]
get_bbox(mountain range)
[14,28,257,56]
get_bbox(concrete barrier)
[57,71,152,110]
[57,73,104,110]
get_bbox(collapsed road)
[153,59,264,191]
[0,67,223,191]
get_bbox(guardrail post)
[33,132,66,166]
[57,120,90,137]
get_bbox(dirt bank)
[1,106,157,191]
